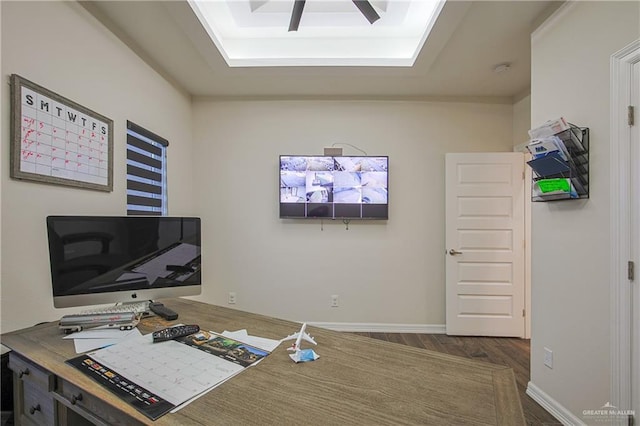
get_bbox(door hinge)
[629,260,635,281]
[629,105,635,126]
[522,309,526,317]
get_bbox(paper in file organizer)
[532,178,578,200]
[527,136,569,161]
[527,151,570,177]
[528,117,570,139]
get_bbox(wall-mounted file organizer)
[526,125,589,202]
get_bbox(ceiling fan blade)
[352,0,380,24]
[288,0,306,32]
[250,0,269,12]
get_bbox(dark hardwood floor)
[354,332,561,426]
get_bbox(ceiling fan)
[288,0,381,32]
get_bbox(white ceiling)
[188,0,445,67]
[80,0,562,101]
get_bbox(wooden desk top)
[2,298,525,425]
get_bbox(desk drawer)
[8,352,54,391]
[21,380,55,426]
[55,378,142,426]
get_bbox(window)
[126,121,168,215]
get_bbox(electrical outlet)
[228,292,236,305]
[331,294,339,308]
[544,347,553,369]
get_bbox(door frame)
[610,38,640,420]
[513,144,533,340]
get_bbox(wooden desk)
[2,298,525,425]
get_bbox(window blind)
[126,121,168,216]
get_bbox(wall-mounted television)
[279,156,388,220]
[46,216,201,309]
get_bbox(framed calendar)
[10,74,113,192]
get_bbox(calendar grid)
[90,334,244,405]
[10,74,113,192]
[67,330,271,420]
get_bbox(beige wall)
[0,2,518,335]
[513,94,531,148]
[192,100,514,326]
[0,1,195,332]
[529,1,639,421]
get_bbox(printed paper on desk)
[70,328,142,353]
[88,333,245,407]
[222,329,281,352]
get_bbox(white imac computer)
[46,216,201,310]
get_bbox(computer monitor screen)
[279,155,389,219]
[46,216,201,309]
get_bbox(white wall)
[0,1,195,333]
[513,94,531,148]
[192,100,514,326]
[529,1,639,421]
[0,1,518,335]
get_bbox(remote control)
[152,324,200,343]
[149,302,178,321]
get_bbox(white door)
[445,153,525,337]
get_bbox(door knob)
[449,249,463,256]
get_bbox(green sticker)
[537,179,570,193]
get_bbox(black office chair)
[49,231,122,292]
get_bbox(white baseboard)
[526,381,586,426]
[308,322,446,334]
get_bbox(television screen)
[279,156,388,219]
[46,216,201,308]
